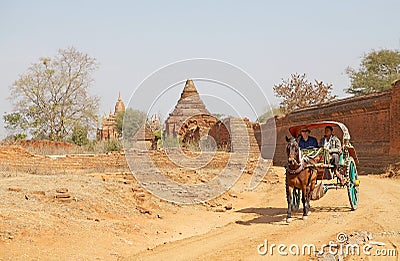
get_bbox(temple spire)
[164,79,211,136]
[114,91,125,113]
[181,79,199,99]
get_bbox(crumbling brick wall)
[179,114,218,144]
[259,80,400,174]
[208,120,231,151]
[212,118,260,155]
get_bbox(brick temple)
[97,93,125,141]
[164,79,219,144]
[164,79,260,153]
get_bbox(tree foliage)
[212,113,229,120]
[118,108,147,139]
[70,124,89,146]
[2,133,27,143]
[345,49,400,95]
[273,73,337,114]
[257,106,282,123]
[3,112,29,134]
[4,47,99,141]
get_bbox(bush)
[102,140,123,152]
[160,135,180,148]
[70,125,89,146]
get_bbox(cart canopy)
[289,121,350,140]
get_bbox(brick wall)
[390,80,400,156]
[259,80,400,174]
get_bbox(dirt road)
[131,171,400,260]
[1,167,399,260]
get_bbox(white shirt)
[324,135,332,150]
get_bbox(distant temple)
[97,93,125,141]
[97,81,259,153]
[163,79,262,153]
[164,79,218,144]
[132,114,161,149]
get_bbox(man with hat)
[298,127,318,149]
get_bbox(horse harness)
[286,162,305,175]
[286,155,315,175]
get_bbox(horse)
[285,136,317,223]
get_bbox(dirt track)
[1,167,399,260]
[131,171,400,261]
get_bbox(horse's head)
[286,136,299,165]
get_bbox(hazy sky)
[1,0,399,139]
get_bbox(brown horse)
[285,136,317,223]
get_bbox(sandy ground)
[1,167,399,260]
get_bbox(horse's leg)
[286,178,293,223]
[302,185,308,220]
[307,170,317,215]
[306,185,311,214]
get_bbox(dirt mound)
[0,145,34,158]
[17,139,76,148]
[0,139,82,155]
[16,140,79,154]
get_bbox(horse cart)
[285,121,360,222]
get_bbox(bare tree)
[273,73,337,114]
[4,47,99,141]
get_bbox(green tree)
[2,133,27,143]
[257,106,282,123]
[345,49,400,95]
[115,111,125,138]
[212,113,229,120]
[273,73,336,114]
[118,108,147,139]
[3,112,28,137]
[4,47,99,141]
[70,124,89,146]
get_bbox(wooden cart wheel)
[347,157,359,210]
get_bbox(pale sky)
[1,0,399,139]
